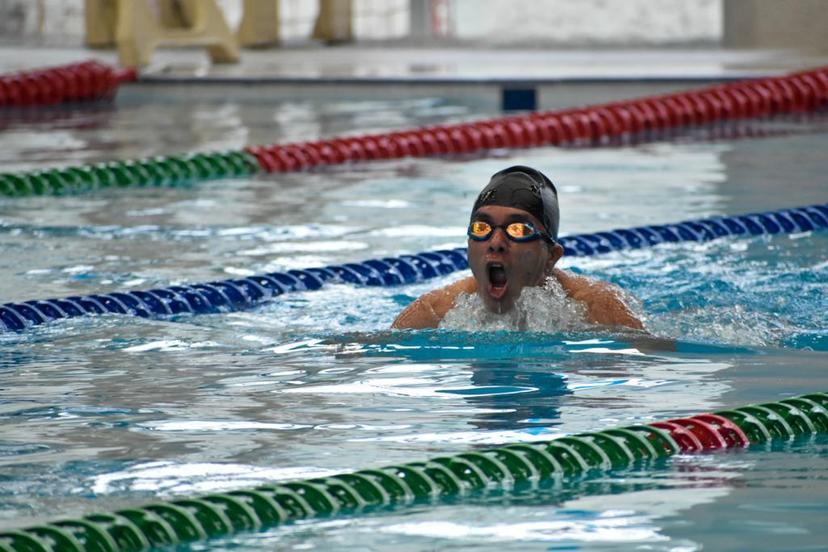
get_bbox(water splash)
[440,277,590,333]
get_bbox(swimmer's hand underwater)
[391,165,644,331]
[391,269,644,330]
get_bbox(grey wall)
[723,0,828,51]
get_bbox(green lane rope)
[0,392,824,551]
[0,151,259,197]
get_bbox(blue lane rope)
[1,203,826,333]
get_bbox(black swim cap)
[471,165,560,241]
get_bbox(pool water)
[0,90,827,551]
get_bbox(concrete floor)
[2,43,827,82]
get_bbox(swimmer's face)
[468,205,564,314]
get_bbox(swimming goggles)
[467,220,554,243]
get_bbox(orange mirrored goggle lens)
[467,221,542,242]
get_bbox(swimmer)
[392,165,644,330]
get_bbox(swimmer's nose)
[488,227,508,252]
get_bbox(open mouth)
[487,263,508,299]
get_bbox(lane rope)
[1,392,824,551]
[246,66,828,173]
[1,202,825,333]
[0,151,259,197]
[0,60,135,108]
[2,66,827,196]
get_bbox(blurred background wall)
[0,0,719,47]
[0,0,824,51]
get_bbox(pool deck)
[3,42,828,81]
[3,42,828,109]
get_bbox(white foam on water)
[440,276,590,333]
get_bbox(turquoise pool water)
[0,91,826,551]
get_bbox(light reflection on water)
[0,96,826,550]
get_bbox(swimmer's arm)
[391,276,476,329]
[553,269,645,330]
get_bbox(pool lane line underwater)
[1,65,827,196]
[0,392,825,552]
[0,60,137,108]
[1,202,825,333]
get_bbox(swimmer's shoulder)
[391,276,476,329]
[451,275,477,295]
[551,268,596,295]
[552,268,644,330]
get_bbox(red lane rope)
[652,421,706,452]
[668,418,730,450]
[0,60,136,107]
[693,414,750,447]
[656,413,753,453]
[246,66,828,173]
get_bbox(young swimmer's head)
[471,165,559,242]
[466,166,564,314]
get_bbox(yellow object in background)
[84,0,239,67]
[238,0,281,47]
[312,0,352,44]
